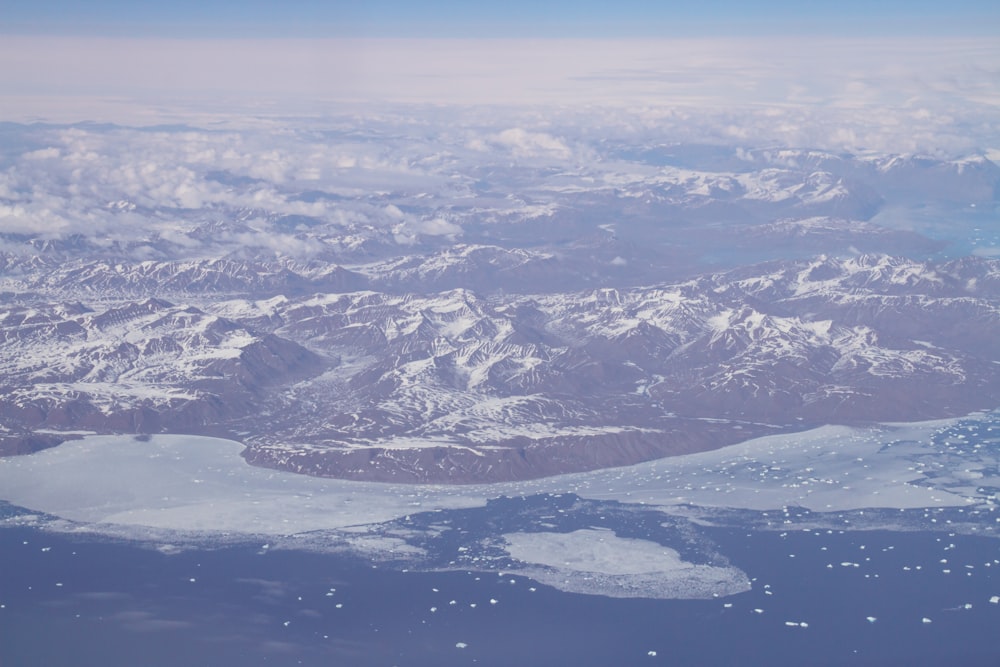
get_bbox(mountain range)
[1,130,998,482]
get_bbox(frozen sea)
[2,413,999,666]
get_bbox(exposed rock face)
[242,420,774,484]
[0,432,69,456]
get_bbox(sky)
[0,0,998,153]
[2,0,998,38]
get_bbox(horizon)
[2,1,997,146]
[4,0,998,39]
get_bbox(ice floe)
[500,528,750,599]
[3,413,997,538]
[0,411,998,601]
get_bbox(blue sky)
[3,0,998,37]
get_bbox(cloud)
[2,36,997,119]
[415,217,462,237]
[0,126,395,247]
[0,54,995,265]
[158,229,202,249]
[392,216,463,245]
[0,36,995,162]
[22,147,61,160]
[227,230,327,257]
[493,128,571,158]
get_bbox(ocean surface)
[2,519,999,666]
[2,412,999,666]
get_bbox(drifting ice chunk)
[456,642,468,649]
[922,617,932,624]
[990,596,999,604]
[866,616,877,623]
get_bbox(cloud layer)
[0,37,989,105]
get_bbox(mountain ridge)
[2,253,996,482]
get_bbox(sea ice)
[499,528,750,599]
[0,411,997,603]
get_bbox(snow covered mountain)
[0,298,322,453]
[3,253,997,482]
[2,124,998,481]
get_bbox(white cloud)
[392,216,463,245]
[0,37,994,155]
[157,229,202,249]
[22,147,61,160]
[493,128,571,158]
[227,230,325,257]
[415,217,462,237]
[0,46,994,263]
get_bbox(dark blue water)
[3,520,998,667]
